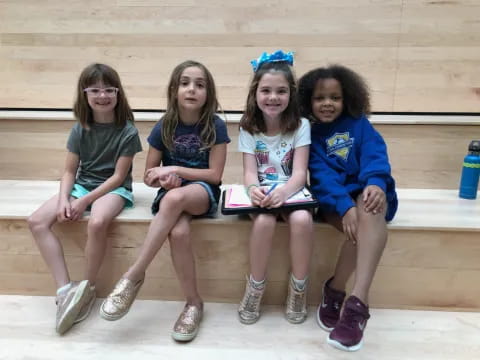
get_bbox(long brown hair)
[161,60,219,151]
[73,63,133,129]
[240,61,300,134]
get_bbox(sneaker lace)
[241,288,262,313]
[288,288,305,313]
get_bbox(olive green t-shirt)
[66,121,142,191]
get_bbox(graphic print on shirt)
[280,148,293,177]
[326,132,354,161]
[171,133,207,168]
[255,140,270,166]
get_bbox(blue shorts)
[70,183,134,208]
[151,180,220,218]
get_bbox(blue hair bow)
[250,50,294,72]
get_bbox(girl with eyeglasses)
[28,63,142,335]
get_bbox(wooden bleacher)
[1,111,479,311]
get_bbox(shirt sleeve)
[147,119,165,152]
[214,116,231,145]
[293,117,311,148]
[66,123,81,154]
[358,117,393,194]
[238,128,256,154]
[119,124,143,157]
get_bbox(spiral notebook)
[221,184,318,215]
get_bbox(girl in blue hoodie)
[298,65,398,352]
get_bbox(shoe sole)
[327,336,363,352]
[74,294,96,324]
[56,280,90,335]
[238,313,260,325]
[171,328,199,342]
[316,304,334,332]
[285,313,307,324]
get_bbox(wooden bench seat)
[1,180,480,311]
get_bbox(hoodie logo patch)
[326,132,354,161]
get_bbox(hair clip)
[250,50,294,72]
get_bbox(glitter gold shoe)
[238,277,265,324]
[285,275,308,324]
[171,304,203,342]
[100,277,144,321]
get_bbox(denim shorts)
[151,180,220,218]
[70,183,134,208]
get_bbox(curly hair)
[74,63,134,129]
[297,64,370,120]
[240,61,300,134]
[161,60,219,151]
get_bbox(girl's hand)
[362,185,386,214]
[69,197,89,221]
[57,199,72,222]
[145,166,175,186]
[159,173,182,190]
[342,207,358,244]
[249,186,266,206]
[260,187,288,208]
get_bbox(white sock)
[291,274,307,291]
[56,282,72,296]
[249,274,265,290]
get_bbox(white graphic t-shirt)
[238,117,311,186]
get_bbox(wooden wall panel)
[0,119,472,189]
[1,0,478,112]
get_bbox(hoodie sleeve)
[309,139,355,217]
[358,117,393,194]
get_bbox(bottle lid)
[468,140,480,152]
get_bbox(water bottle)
[459,140,480,199]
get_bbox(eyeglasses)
[83,87,119,97]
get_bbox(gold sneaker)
[74,286,96,324]
[100,277,144,321]
[238,277,265,324]
[171,304,203,342]
[285,276,307,324]
[55,280,90,335]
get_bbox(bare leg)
[84,194,125,285]
[125,184,209,282]
[322,212,357,292]
[169,213,202,307]
[350,196,387,304]
[285,209,313,280]
[249,213,277,281]
[28,195,70,288]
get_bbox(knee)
[290,210,313,229]
[161,189,185,210]
[169,225,191,249]
[27,213,49,233]
[87,216,110,233]
[254,214,277,228]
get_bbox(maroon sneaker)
[316,277,346,332]
[327,295,370,352]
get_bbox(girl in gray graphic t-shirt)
[28,63,142,335]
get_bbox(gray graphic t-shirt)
[67,121,143,191]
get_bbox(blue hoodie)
[309,114,398,221]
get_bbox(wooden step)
[1,295,479,359]
[1,180,480,311]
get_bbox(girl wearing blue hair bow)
[237,51,313,325]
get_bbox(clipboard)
[221,184,319,215]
